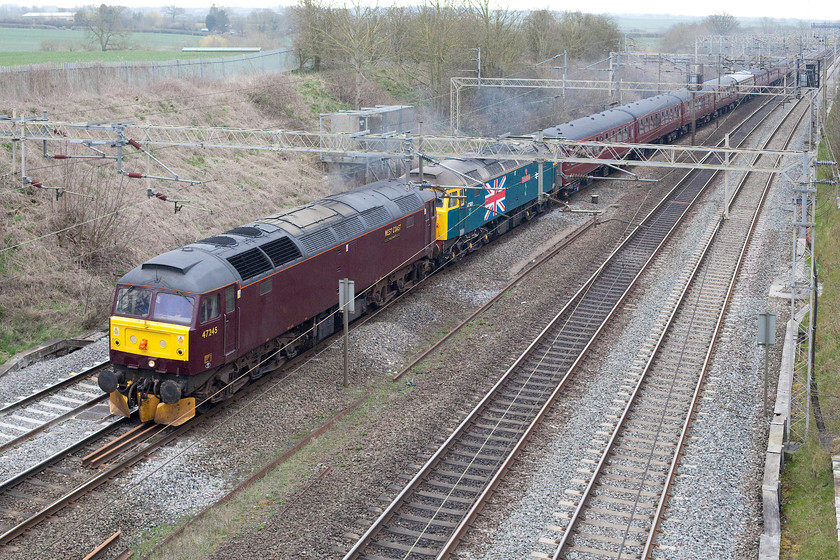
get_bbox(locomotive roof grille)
[484,162,504,176]
[333,216,366,241]
[259,237,302,268]
[226,226,264,238]
[393,194,419,215]
[199,235,237,247]
[300,228,338,255]
[320,199,358,217]
[360,206,390,228]
[227,247,273,282]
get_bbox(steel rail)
[392,217,598,382]
[0,418,189,546]
[0,360,108,415]
[0,393,109,454]
[640,89,809,560]
[82,530,122,560]
[552,214,724,559]
[343,94,781,560]
[0,419,129,494]
[435,94,786,560]
[551,89,808,560]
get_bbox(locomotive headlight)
[148,359,156,368]
[130,335,137,344]
[160,340,167,349]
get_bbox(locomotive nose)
[97,368,120,394]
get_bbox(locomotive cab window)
[115,287,152,317]
[225,287,236,313]
[448,189,463,208]
[200,294,221,323]
[153,292,195,324]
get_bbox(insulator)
[52,155,69,159]
[815,180,837,185]
[127,172,144,179]
[817,160,837,166]
[128,139,142,150]
[31,181,43,187]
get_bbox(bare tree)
[407,0,465,113]
[76,4,131,51]
[758,17,777,34]
[555,12,620,60]
[324,1,389,108]
[461,0,522,78]
[704,12,740,35]
[662,22,703,53]
[523,10,561,62]
[291,0,330,71]
[162,5,184,23]
[247,8,284,35]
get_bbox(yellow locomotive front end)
[107,314,194,424]
[100,285,198,426]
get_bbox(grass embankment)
[0,71,359,364]
[780,93,840,558]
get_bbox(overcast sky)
[33,1,839,22]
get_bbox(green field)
[615,14,701,34]
[0,27,201,52]
[0,26,252,66]
[0,49,242,66]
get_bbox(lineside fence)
[0,48,296,100]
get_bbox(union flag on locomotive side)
[483,177,506,220]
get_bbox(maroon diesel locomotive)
[99,179,437,424]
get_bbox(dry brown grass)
[0,73,338,361]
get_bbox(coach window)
[200,294,221,323]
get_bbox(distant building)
[22,12,75,21]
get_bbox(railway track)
[0,311,377,552]
[0,417,140,544]
[542,82,809,560]
[0,361,111,454]
[342,94,785,560]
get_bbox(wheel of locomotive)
[368,284,386,307]
[283,339,299,358]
